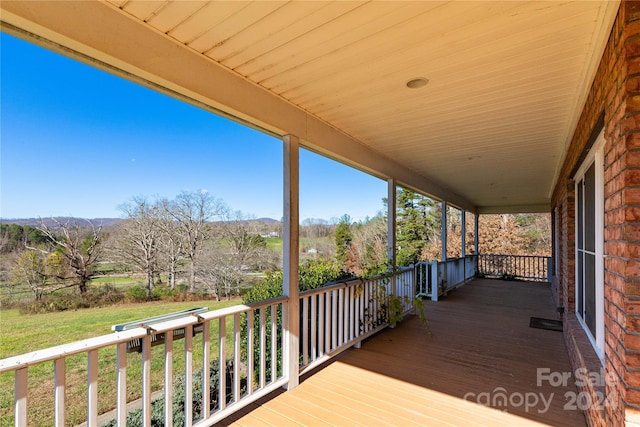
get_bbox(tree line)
[1,191,280,303]
[1,188,551,306]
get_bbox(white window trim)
[574,130,605,363]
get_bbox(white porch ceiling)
[0,1,620,213]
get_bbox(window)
[574,130,605,361]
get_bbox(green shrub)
[86,284,125,306]
[241,259,354,381]
[126,285,148,302]
[17,285,127,314]
[101,359,244,427]
[151,284,177,300]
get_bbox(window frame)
[573,130,605,362]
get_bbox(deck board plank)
[227,279,587,427]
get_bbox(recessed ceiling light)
[406,77,428,89]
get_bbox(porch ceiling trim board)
[0,0,473,211]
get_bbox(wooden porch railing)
[416,253,550,300]
[298,266,414,375]
[0,269,413,427]
[477,254,551,282]
[0,254,550,426]
[416,255,477,301]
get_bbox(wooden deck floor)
[223,279,586,427]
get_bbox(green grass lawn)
[0,299,240,426]
[265,237,282,251]
[89,275,145,287]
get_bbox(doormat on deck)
[529,317,563,332]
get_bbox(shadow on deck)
[224,279,586,426]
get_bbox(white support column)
[387,179,396,275]
[441,201,447,261]
[54,358,66,427]
[461,209,466,280]
[283,134,300,390]
[441,201,448,295]
[15,368,27,427]
[474,213,480,255]
[461,210,466,258]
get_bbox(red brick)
[625,242,640,258]
[630,317,640,331]
[624,333,640,351]
[610,287,626,307]
[624,297,640,315]
[627,133,640,149]
[623,187,640,204]
[607,225,624,240]
[625,206,640,222]
[627,19,640,39]
[627,2,640,24]
[623,169,640,186]
[606,193,623,211]
[616,139,628,159]
[626,150,640,167]
[625,114,640,132]
[622,224,640,241]
[626,388,640,406]
[623,281,640,296]
[626,95,640,115]
[629,56,640,75]
[621,260,640,277]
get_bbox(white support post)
[441,201,448,294]
[202,321,210,419]
[15,368,27,427]
[283,134,300,390]
[387,179,397,296]
[441,200,447,261]
[54,358,65,427]
[184,325,193,427]
[163,333,173,427]
[116,343,128,427]
[474,213,479,255]
[87,350,99,427]
[431,261,439,302]
[461,210,466,258]
[461,209,466,280]
[142,337,152,427]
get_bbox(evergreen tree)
[334,214,352,265]
[395,189,440,265]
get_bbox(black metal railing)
[477,254,551,282]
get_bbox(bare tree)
[222,211,262,266]
[157,199,184,290]
[112,197,163,298]
[11,250,49,300]
[197,243,243,301]
[197,211,279,300]
[301,218,333,239]
[167,191,224,292]
[37,218,102,294]
[347,215,388,277]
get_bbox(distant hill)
[254,218,281,224]
[0,217,281,228]
[0,217,122,228]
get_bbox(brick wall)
[551,2,640,426]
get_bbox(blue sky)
[1,33,387,222]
